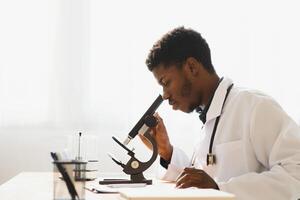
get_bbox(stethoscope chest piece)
[206,153,216,165]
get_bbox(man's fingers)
[153,112,160,118]
[175,169,186,183]
[176,168,219,190]
[175,173,187,187]
[175,171,195,187]
[175,168,206,188]
[138,134,152,150]
[175,168,195,185]
[154,112,163,123]
[177,181,191,189]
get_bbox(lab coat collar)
[196,77,224,123]
[205,77,233,123]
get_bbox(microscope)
[99,95,164,185]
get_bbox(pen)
[51,152,79,200]
[189,150,196,167]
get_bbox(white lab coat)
[157,77,300,200]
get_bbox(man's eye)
[162,80,169,87]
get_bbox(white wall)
[0,0,300,184]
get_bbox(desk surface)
[0,172,117,200]
[0,172,234,200]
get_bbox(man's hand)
[176,168,219,189]
[139,113,173,161]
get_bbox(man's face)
[152,63,201,113]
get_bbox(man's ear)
[186,57,200,76]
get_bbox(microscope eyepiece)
[123,95,163,145]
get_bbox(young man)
[140,26,300,199]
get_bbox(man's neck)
[202,75,220,107]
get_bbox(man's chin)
[185,105,197,113]
[172,104,179,111]
[171,104,193,113]
[184,108,194,113]
[177,106,194,113]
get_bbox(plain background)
[0,0,300,184]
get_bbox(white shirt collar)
[205,77,233,122]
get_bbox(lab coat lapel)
[201,78,233,177]
[205,78,233,123]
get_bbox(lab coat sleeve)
[219,98,300,200]
[156,146,190,181]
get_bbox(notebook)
[118,184,235,200]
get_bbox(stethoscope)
[206,83,234,166]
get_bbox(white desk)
[0,172,234,200]
[0,172,117,200]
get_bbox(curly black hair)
[146,26,215,73]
